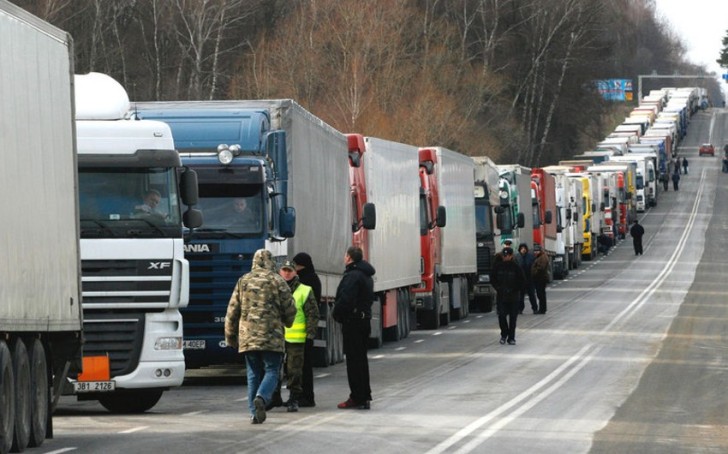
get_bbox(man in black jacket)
[490,247,526,345]
[292,252,322,407]
[333,246,375,410]
[629,219,645,256]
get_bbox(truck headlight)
[478,274,490,283]
[155,337,183,350]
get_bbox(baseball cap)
[502,247,514,256]
[280,260,296,271]
[502,238,513,246]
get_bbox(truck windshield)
[195,183,263,235]
[474,202,493,239]
[636,175,644,190]
[79,167,181,238]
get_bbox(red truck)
[347,134,420,345]
[414,147,476,329]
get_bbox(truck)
[472,156,501,312]
[0,2,83,450]
[530,169,557,273]
[415,147,476,329]
[72,73,202,413]
[542,166,582,276]
[496,165,533,249]
[610,155,656,211]
[135,99,350,368]
[346,134,419,343]
[568,174,595,261]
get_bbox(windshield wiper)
[80,219,117,237]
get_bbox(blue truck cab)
[134,105,295,368]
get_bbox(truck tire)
[418,288,441,330]
[0,341,14,454]
[438,280,450,326]
[11,339,31,453]
[27,339,48,448]
[368,315,383,349]
[98,389,163,414]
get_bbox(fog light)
[155,369,163,377]
[155,337,182,350]
[163,369,171,377]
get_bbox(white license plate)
[183,340,206,350]
[74,381,115,393]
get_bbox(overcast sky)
[654,0,726,76]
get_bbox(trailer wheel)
[10,339,31,453]
[28,339,48,448]
[99,389,163,414]
[0,341,14,454]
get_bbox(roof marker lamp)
[217,144,241,165]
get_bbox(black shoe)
[298,398,316,408]
[532,308,538,314]
[253,396,267,423]
[507,339,516,345]
[250,415,261,425]
[499,337,506,345]
[286,400,299,413]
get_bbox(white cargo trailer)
[0,1,82,451]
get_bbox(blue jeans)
[245,351,283,416]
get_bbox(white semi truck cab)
[70,73,201,413]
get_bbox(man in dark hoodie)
[332,246,375,410]
[292,252,322,407]
[490,246,526,345]
[516,243,537,314]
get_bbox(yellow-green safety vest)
[285,283,312,343]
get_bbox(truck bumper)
[414,293,434,311]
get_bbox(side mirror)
[626,191,633,200]
[600,202,605,212]
[183,208,203,229]
[279,207,296,238]
[592,203,596,212]
[566,208,572,221]
[496,213,504,231]
[516,212,525,228]
[180,168,199,206]
[544,211,553,224]
[362,202,376,230]
[436,206,447,228]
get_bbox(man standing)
[490,246,526,345]
[630,219,645,256]
[531,244,550,314]
[332,246,375,410]
[278,260,319,413]
[224,249,296,424]
[292,252,322,407]
[516,243,537,314]
[672,169,680,190]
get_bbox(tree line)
[12,0,722,166]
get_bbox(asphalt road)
[43,109,728,454]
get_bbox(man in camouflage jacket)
[225,248,296,424]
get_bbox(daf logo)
[148,261,171,270]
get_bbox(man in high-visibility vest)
[279,260,320,412]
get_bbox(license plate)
[73,381,115,393]
[183,340,206,350]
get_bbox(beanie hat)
[292,252,314,269]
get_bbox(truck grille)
[81,259,173,305]
[476,246,492,273]
[183,252,252,335]
[82,311,145,377]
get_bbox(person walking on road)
[531,244,550,314]
[630,219,645,256]
[224,248,296,424]
[291,252,321,407]
[516,243,538,314]
[682,156,688,175]
[490,246,526,345]
[672,170,680,191]
[333,246,375,410]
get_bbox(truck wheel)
[460,278,470,319]
[27,339,48,448]
[0,341,14,454]
[418,288,441,330]
[99,389,164,413]
[438,280,450,327]
[368,315,383,349]
[11,339,31,453]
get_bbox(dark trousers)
[342,318,371,403]
[284,341,305,398]
[519,281,537,313]
[301,339,314,402]
[673,180,679,190]
[535,282,547,313]
[633,238,643,255]
[497,297,519,341]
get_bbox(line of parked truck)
[0,2,707,452]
